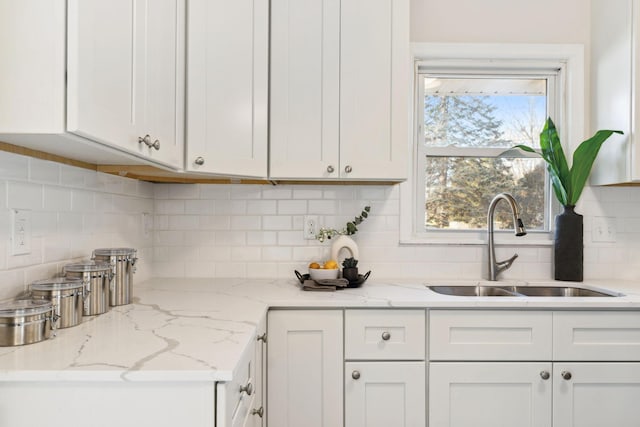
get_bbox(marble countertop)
[0,277,639,383]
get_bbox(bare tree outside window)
[422,77,548,232]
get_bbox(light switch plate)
[11,209,31,255]
[592,216,616,242]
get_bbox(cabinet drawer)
[345,309,425,360]
[217,343,256,427]
[429,310,552,361]
[553,311,640,361]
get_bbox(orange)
[308,262,321,269]
[323,260,339,270]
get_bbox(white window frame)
[399,43,585,246]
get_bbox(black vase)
[554,205,583,282]
[342,267,359,282]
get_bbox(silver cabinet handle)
[352,370,361,380]
[344,165,353,173]
[256,332,267,343]
[540,371,550,380]
[194,157,205,166]
[251,407,264,418]
[381,331,391,341]
[138,135,151,145]
[151,139,160,150]
[240,382,253,395]
[561,371,572,380]
[327,165,335,173]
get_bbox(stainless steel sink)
[427,284,622,297]
[428,285,518,297]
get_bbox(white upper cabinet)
[591,0,640,184]
[67,0,185,169]
[0,0,185,169]
[185,0,269,178]
[270,0,410,180]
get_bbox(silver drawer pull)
[251,407,264,418]
[561,371,572,381]
[540,371,550,380]
[381,331,391,341]
[194,156,205,165]
[327,165,335,173]
[352,370,361,380]
[240,382,253,396]
[256,332,267,343]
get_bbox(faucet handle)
[497,254,519,273]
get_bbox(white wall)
[411,0,590,44]
[0,151,153,302]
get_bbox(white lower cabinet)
[429,362,552,427]
[429,310,640,427]
[345,362,425,427]
[553,362,640,427]
[267,310,344,427]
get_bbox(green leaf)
[346,222,357,235]
[511,118,621,206]
[540,118,571,203]
[568,129,624,205]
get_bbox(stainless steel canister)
[64,262,113,316]
[0,300,57,346]
[30,278,85,328]
[92,248,137,306]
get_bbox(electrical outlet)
[11,209,31,255]
[592,216,616,242]
[303,215,318,240]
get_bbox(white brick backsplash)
[247,200,277,215]
[215,200,247,215]
[293,189,323,199]
[0,152,152,300]
[215,231,246,246]
[184,199,214,215]
[8,182,43,210]
[155,199,185,215]
[263,216,292,230]
[231,246,262,261]
[0,147,638,292]
[71,190,94,212]
[215,262,246,278]
[262,188,292,200]
[231,215,261,230]
[44,187,71,212]
[278,200,307,215]
[29,158,60,184]
[200,215,231,230]
[168,184,199,199]
[168,215,200,230]
[247,231,277,246]
[230,185,263,200]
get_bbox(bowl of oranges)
[308,260,340,281]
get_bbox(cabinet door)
[345,361,425,427]
[554,363,640,427]
[267,310,343,427]
[429,362,552,427]
[67,0,184,168]
[590,0,640,184]
[269,0,340,179]
[339,0,410,180]
[186,0,268,177]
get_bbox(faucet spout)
[487,193,527,281]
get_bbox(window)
[400,44,585,245]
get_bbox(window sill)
[399,233,553,247]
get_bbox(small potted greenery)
[513,118,622,281]
[341,257,359,282]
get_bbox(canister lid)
[93,248,137,256]
[30,277,84,292]
[0,300,53,317]
[64,261,112,273]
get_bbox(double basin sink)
[428,283,623,298]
